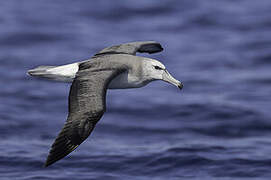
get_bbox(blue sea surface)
[1,0,271,179]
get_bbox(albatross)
[28,41,183,167]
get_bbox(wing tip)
[44,155,58,167]
[44,158,54,167]
[43,144,79,167]
[44,161,51,168]
[138,42,163,54]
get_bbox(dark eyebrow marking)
[154,65,163,70]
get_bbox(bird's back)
[82,54,151,89]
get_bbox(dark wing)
[95,41,163,56]
[44,64,125,167]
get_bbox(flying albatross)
[28,41,183,167]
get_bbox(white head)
[141,58,183,90]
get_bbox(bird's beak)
[162,70,183,90]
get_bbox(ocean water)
[1,0,271,179]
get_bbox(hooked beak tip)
[162,70,183,91]
[178,82,183,90]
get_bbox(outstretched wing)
[44,62,125,167]
[95,41,163,56]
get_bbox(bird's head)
[142,59,183,90]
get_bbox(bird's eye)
[154,65,163,70]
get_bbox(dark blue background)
[1,0,271,179]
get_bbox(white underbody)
[41,62,148,89]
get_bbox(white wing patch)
[46,63,79,82]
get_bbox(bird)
[27,41,183,167]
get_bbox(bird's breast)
[108,71,149,89]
